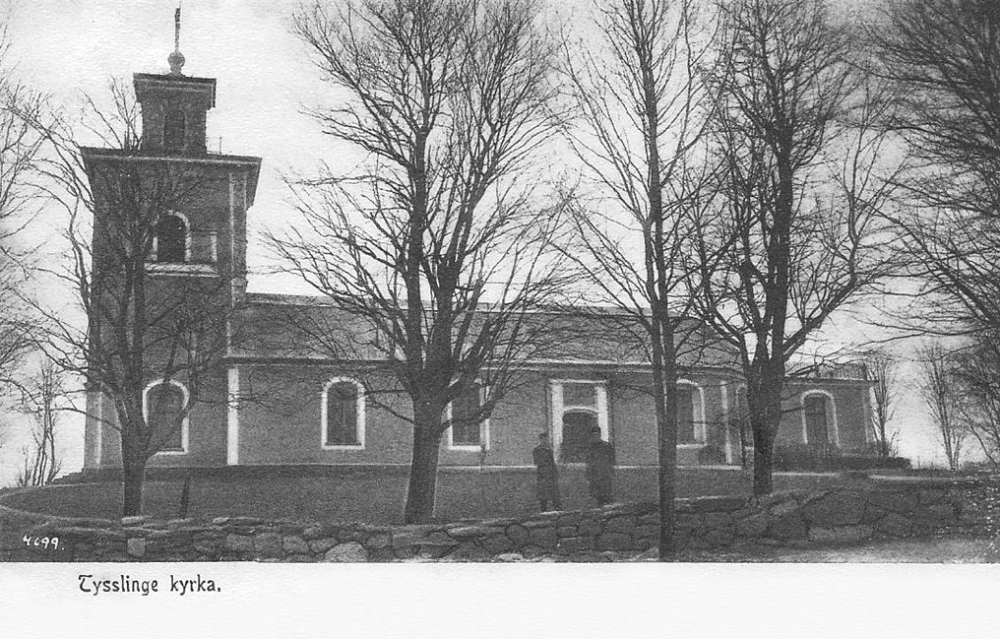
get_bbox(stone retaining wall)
[4,479,996,562]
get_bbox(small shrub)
[773,444,910,472]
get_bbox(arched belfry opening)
[163,108,186,150]
[155,214,187,263]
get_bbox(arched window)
[678,385,696,444]
[802,391,838,445]
[163,108,186,150]
[144,379,189,453]
[449,383,487,449]
[322,378,364,448]
[677,381,706,445]
[154,214,187,263]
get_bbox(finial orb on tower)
[168,50,186,75]
[168,5,185,75]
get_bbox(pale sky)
[0,0,959,483]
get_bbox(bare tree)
[0,31,45,402]
[948,336,1000,470]
[863,348,897,458]
[692,0,899,495]
[15,360,64,487]
[273,0,565,523]
[872,0,1000,339]
[556,0,718,559]
[917,341,967,471]
[30,80,241,515]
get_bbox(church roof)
[228,292,741,373]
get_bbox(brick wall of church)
[230,365,868,468]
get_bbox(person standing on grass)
[585,426,615,506]
[532,432,561,511]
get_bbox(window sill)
[153,449,188,456]
[448,445,488,452]
[146,262,218,277]
[322,444,365,450]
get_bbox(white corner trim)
[95,389,103,466]
[143,378,190,455]
[320,377,366,450]
[227,366,240,465]
[720,381,733,464]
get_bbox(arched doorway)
[561,410,597,462]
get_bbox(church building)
[81,28,875,475]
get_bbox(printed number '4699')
[22,534,59,550]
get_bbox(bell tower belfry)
[134,7,215,155]
[81,7,261,471]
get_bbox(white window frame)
[446,383,490,451]
[801,390,839,446]
[548,379,609,456]
[143,378,190,455]
[321,377,366,450]
[150,211,192,263]
[677,379,708,447]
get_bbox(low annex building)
[82,44,874,475]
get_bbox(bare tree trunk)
[650,321,678,558]
[751,430,773,496]
[121,454,146,517]
[404,405,444,523]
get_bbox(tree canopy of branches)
[917,341,967,471]
[274,0,565,523]
[557,0,716,559]
[31,80,239,515]
[948,336,1000,469]
[0,32,45,402]
[693,0,898,494]
[873,0,1000,338]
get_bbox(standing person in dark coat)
[532,432,561,511]
[585,426,615,506]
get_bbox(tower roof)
[133,72,216,108]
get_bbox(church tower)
[82,8,261,471]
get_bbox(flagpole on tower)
[174,4,181,52]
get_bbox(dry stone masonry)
[2,479,996,562]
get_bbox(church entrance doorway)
[561,410,597,462]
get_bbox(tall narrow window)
[323,379,362,447]
[678,385,697,444]
[804,394,830,444]
[451,385,483,447]
[155,215,187,263]
[163,108,186,150]
[145,381,187,452]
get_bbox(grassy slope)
[1,467,851,524]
